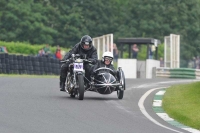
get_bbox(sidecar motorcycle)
[61,54,125,100]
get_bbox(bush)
[0,41,69,55]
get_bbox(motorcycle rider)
[90,51,116,78]
[60,35,97,91]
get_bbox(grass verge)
[162,81,200,130]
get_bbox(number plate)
[74,63,83,71]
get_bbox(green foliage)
[123,52,129,59]
[0,41,69,55]
[121,43,164,60]
[0,0,200,60]
[138,45,147,60]
[157,44,164,59]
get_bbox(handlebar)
[83,59,92,63]
[60,54,94,64]
[60,59,92,63]
[60,59,70,63]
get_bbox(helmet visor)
[104,57,113,62]
[82,41,90,45]
[81,40,92,50]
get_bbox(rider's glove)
[64,57,72,63]
[87,58,96,64]
[80,54,87,59]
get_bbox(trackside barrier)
[170,68,195,79]
[118,59,137,78]
[155,67,200,79]
[0,53,60,75]
[93,34,113,60]
[196,70,200,79]
[155,67,170,78]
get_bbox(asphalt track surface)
[0,77,198,133]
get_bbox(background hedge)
[0,41,70,56]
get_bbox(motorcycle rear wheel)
[70,93,76,98]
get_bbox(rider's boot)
[60,82,65,91]
[60,77,66,92]
[90,75,94,85]
[59,81,64,91]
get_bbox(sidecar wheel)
[78,74,84,100]
[117,89,124,99]
[120,70,126,90]
[117,68,125,99]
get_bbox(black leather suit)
[60,43,98,84]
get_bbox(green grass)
[162,82,200,130]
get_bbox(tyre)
[0,53,5,58]
[119,68,126,90]
[117,68,126,99]
[6,69,10,74]
[117,89,124,99]
[70,93,76,98]
[5,59,9,64]
[77,74,84,100]
[5,53,8,58]
[8,54,13,60]
[1,59,5,64]
[13,55,17,60]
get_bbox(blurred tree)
[120,0,200,61]
[0,0,199,62]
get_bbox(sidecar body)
[88,67,125,99]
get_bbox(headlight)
[75,59,83,63]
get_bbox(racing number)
[75,64,83,69]
[74,63,83,71]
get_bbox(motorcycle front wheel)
[77,74,84,100]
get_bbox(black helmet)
[80,35,93,51]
